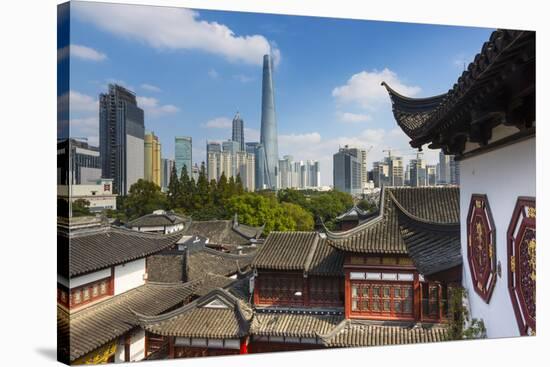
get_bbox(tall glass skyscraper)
[99,84,144,195]
[175,136,192,177]
[231,112,245,151]
[260,54,279,190]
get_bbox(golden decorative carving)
[510,255,516,273]
[475,200,482,208]
[527,207,536,218]
[528,238,536,282]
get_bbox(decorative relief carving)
[466,194,497,303]
[507,197,536,336]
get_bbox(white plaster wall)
[114,329,146,363]
[70,268,111,289]
[114,258,146,295]
[460,137,535,338]
[114,336,125,363]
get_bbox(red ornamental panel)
[466,194,497,303]
[507,197,536,336]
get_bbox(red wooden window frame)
[69,276,113,309]
[507,196,536,336]
[466,194,497,303]
[349,280,414,320]
[256,272,304,306]
[309,276,344,307]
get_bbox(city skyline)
[67,2,493,185]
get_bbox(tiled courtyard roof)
[253,232,344,276]
[326,187,460,258]
[183,216,263,246]
[251,312,343,338]
[138,288,252,339]
[127,212,187,228]
[63,227,184,277]
[187,246,255,281]
[60,282,198,362]
[319,320,448,347]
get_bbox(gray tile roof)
[308,238,345,276]
[64,227,184,277]
[127,212,187,228]
[60,282,199,362]
[138,288,252,339]
[319,320,448,347]
[251,312,343,338]
[188,247,255,281]
[183,218,263,246]
[326,187,460,255]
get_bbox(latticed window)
[350,281,413,318]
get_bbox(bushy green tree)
[167,162,180,209]
[122,179,167,220]
[72,198,91,217]
[280,202,314,231]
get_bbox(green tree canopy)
[72,198,91,217]
[122,179,167,220]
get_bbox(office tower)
[99,84,144,195]
[409,154,427,187]
[426,164,437,186]
[207,141,222,154]
[255,143,270,190]
[372,161,390,188]
[232,112,245,151]
[245,142,259,155]
[219,151,233,178]
[207,151,219,182]
[313,161,321,187]
[439,150,451,184]
[161,158,174,190]
[291,161,301,188]
[450,156,460,185]
[222,140,240,154]
[260,54,279,189]
[359,149,368,188]
[387,155,404,186]
[191,164,200,182]
[144,132,161,187]
[175,136,192,177]
[59,138,102,185]
[333,146,361,194]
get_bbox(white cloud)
[208,69,219,79]
[74,3,280,66]
[69,90,98,112]
[140,83,162,92]
[336,111,371,123]
[136,96,179,117]
[71,44,107,61]
[279,132,322,146]
[332,68,421,109]
[202,117,232,129]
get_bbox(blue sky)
[66,1,493,185]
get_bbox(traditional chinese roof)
[251,311,343,339]
[382,29,535,155]
[59,282,199,362]
[137,288,252,339]
[318,320,448,347]
[183,216,264,246]
[187,246,255,281]
[127,211,187,228]
[335,205,374,222]
[61,226,185,278]
[253,232,344,276]
[326,187,459,257]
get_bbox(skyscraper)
[160,158,174,191]
[333,146,361,194]
[409,153,427,187]
[254,143,270,190]
[99,84,145,195]
[232,112,245,151]
[260,54,279,190]
[175,136,192,177]
[450,156,460,185]
[144,132,161,187]
[438,150,451,184]
[387,155,404,186]
[245,142,259,155]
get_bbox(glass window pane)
[383,300,390,311]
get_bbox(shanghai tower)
[260,54,279,189]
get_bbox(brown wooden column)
[303,275,310,307]
[414,273,421,321]
[344,270,350,319]
[168,336,175,359]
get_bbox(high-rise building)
[191,163,200,182]
[245,142,259,155]
[236,151,255,191]
[144,132,161,187]
[160,158,174,190]
[313,161,321,188]
[387,155,404,186]
[450,156,460,185]
[333,146,361,194]
[99,84,145,195]
[254,143,270,190]
[372,161,390,188]
[232,112,245,151]
[426,164,437,186]
[59,138,102,185]
[260,54,279,189]
[438,150,451,184]
[409,154,427,187]
[278,157,292,189]
[222,140,240,154]
[207,141,222,154]
[175,136,192,177]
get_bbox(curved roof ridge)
[388,189,459,228]
[381,81,448,104]
[201,246,256,259]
